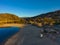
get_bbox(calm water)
[0,27,20,43]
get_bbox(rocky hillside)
[25,10,60,26]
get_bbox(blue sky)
[0,0,60,17]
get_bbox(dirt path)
[15,24,60,45]
[4,24,60,45]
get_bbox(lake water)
[0,27,20,43]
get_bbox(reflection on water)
[0,27,20,43]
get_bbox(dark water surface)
[0,27,20,43]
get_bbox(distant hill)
[0,13,26,24]
[0,13,20,20]
[25,10,60,26]
[32,10,60,18]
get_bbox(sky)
[0,0,60,17]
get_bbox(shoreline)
[0,24,26,28]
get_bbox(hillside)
[0,13,26,24]
[25,10,60,26]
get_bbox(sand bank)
[0,24,26,28]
